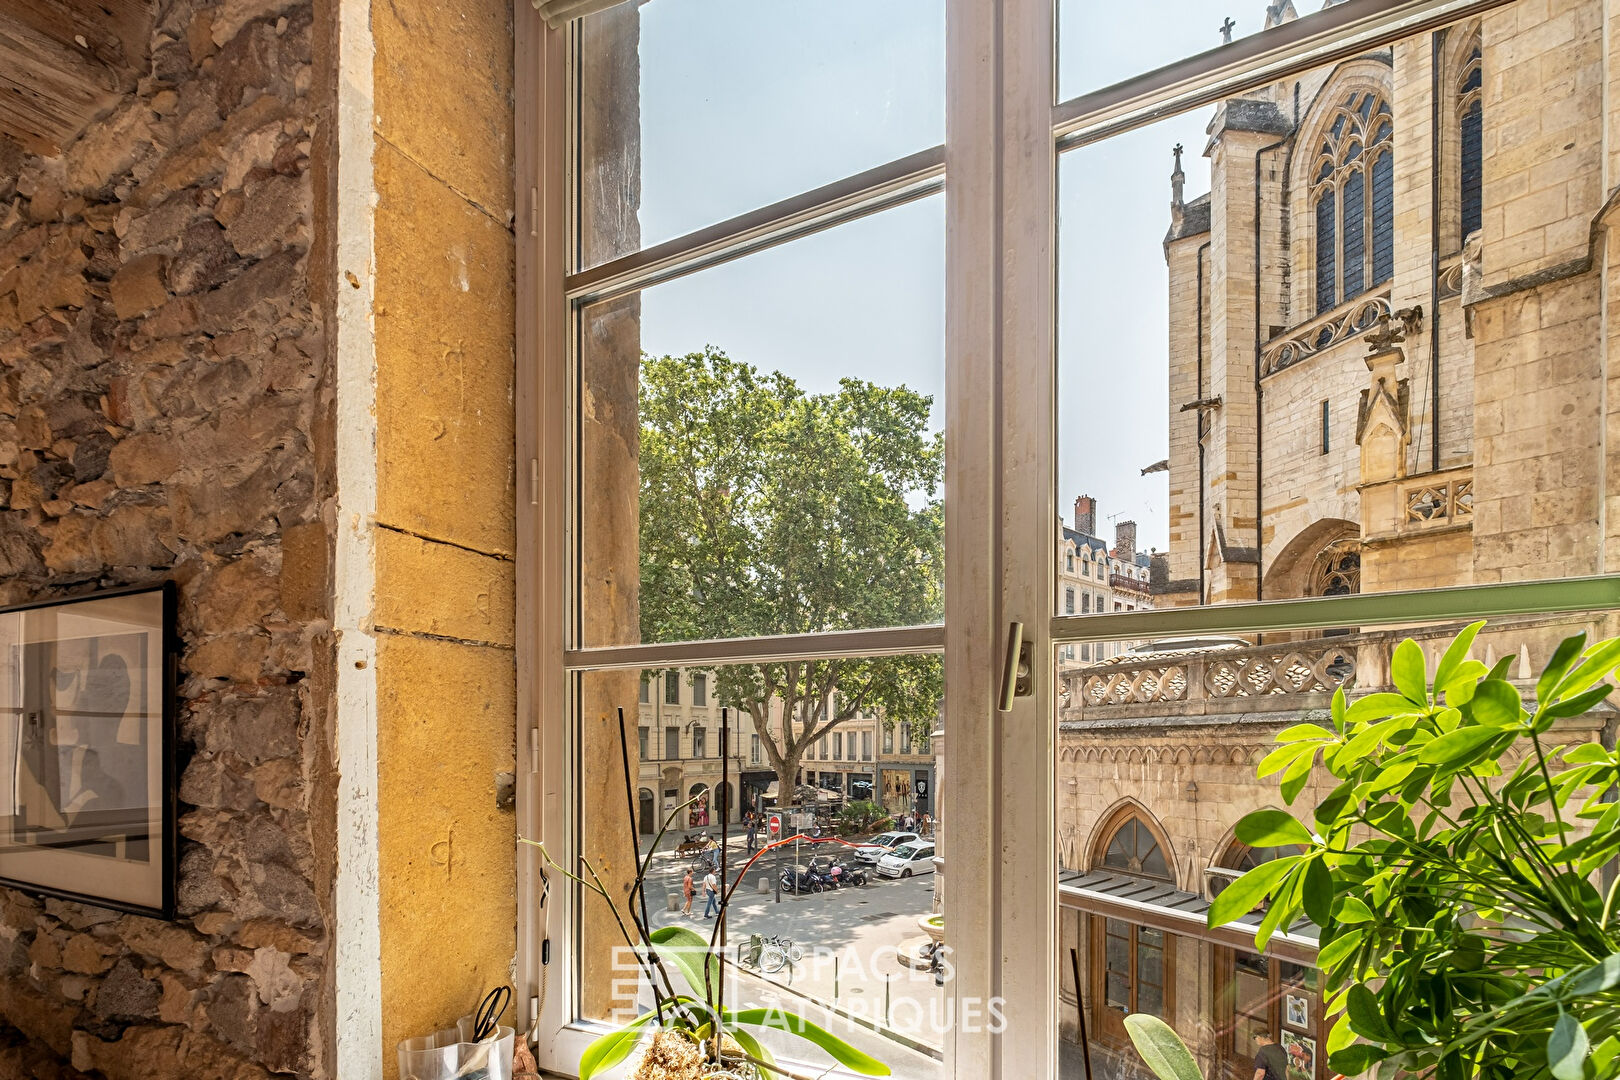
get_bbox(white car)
[853,831,920,865]
[874,842,936,879]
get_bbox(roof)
[1166,192,1211,243]
[1058,868,1319,959]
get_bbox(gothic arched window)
[1100,815,1172,881]
[1458,43,1483,240]
[1312,91,1395,314]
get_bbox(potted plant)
[523,711,890,1080]
[1194,622,1620,1080]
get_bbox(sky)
[603,0,1303,557]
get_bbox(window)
[1064,587,1075,614]
[1312,91,1394,314]
[833,733,843,761]
[692,673,706,707]
[818,736,827,761]
[1081,592,1090,614]
[884,727,894,754]
[750,734,760,765]
[664,726,679,761]
[1458,40,1483,240]
[862,731,873,761]
[638,675,649,703]
[692,725,706,758]
[664,673,680,705]
[531,6,1620,1078]
[1066,550,1075,571]
[638,726,648,760]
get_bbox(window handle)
[998,621,1030,712]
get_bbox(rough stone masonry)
[0,0,335,1075]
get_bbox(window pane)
[575,659,943,1079]
[1057,1,1344,103]
[578,1,944,266]
[1057,6,1605,619]
[1054,605,1620,1075]
[579,199,944,647]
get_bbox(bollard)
[757,875,770,894]
[666,892,679,913]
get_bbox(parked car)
[874,842,936,879]
[853,830,919,865]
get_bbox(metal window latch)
[998,621,1032,712]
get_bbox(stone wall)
[0,0,334,1075]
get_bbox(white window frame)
[513,1,1620,1077]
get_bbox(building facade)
[636,670,746,832]
[1057,2,1620,1078]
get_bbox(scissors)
[473,985,511,1042]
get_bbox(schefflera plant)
[1208,621,1620,1080]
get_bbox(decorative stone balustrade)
[1261,291,1392,376]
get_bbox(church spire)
[1170,143,1186,230]
[1264,1,1298,28]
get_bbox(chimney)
[1115,520,1138,563]
[1073,495,1097,537]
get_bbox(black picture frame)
[0,583,177,919]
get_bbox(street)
[631,833,948,1078]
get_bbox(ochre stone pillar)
[369,0,517,1072]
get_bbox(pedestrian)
[702,869,720,919]
[1251,1032,1287,1080]
[746,815,758,854]
[681,869,695,916]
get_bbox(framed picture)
[0,585,176,917]
[1280,1030,1316,1080]
[1285,992,1310,1029]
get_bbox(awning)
[1058,869,1319,964]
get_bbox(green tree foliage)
[1211,622,1620,1080]
[639,348,944,805]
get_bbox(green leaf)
[1331,687,1348,733]
[1546,683,1614,719]
[1346,984,1397,1043]
[727,1008,890,1075]
[1280,748,1316,805]
[1329,1044,1390,1076]
[1313,783,1354,828]
[1315,928,1363,973]
[1234,810,1313,848]
[1556,638,1620,700]
[1417,724,1502,766]
[1334,896,1374,924]
[1487,654,1516,683]
[1434,621,1486,692]
[1302,857,1333,926]
[579,1011,656,1080]
[1345,693,1421,726]
[1549,1010,1590,1080]
[1469,679,1524,726]
[1564,743,1613,765]
[1123,1013,1204,1080]
[1539,633,1589,706]
[726,1026,777,1076]
[1258,742,1312,779]
[1565,953,1620,998]
[1391,639,1428,704]
[649,926,722,1006]
[1277,722,1335,743]
[1207,857,1299,927]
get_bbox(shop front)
[1058,867,1321,1080]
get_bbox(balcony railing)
[1260,289,1392,377]
[1059,614,1608,725]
